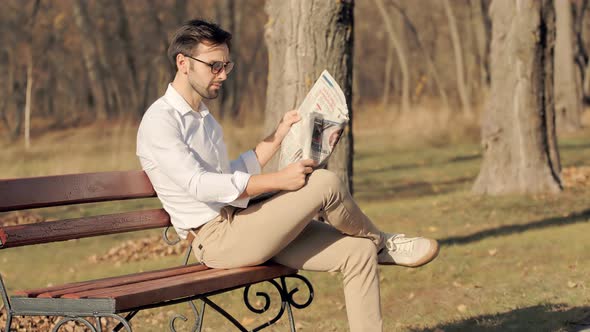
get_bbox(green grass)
[1,119,590,331]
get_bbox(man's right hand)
[278,159,316,191]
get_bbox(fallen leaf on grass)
[488,248,498,256]
[457,304,467,313]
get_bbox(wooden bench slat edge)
[61,267,226,299]
[0,209,170,248]
[14,263,205,298]
[37,264,209,298]
[0,171,156,212]
[114,265,297,312]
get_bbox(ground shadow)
[355,177,474,202]
[408,304,590,332]
[355,153,481,176]
[560,142,590,151]
[439,208,590,246]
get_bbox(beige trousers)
[191,169,385,332]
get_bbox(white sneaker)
[377,233,439,267]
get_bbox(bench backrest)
[0,171,170,249]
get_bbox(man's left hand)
[275,110,301,142]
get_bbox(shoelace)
[385,234,414,253]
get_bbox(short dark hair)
[167,19,232,72]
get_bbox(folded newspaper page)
[279,70,349,169]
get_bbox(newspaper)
[279,70,349,169]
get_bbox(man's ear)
[176,54,188,75]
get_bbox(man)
[137,19,439,332]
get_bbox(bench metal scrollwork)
[164,226,314,332]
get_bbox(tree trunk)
[217,0,239,120]
[23,0,40,149]
[71,0,109,120]
[555,0,583,132]
[389,0,450,112]
[374,0,410,114]
[473,0,562,195]
[470,0,492,90]
[443,0,472,117]
[24,58,33,149]
[573,0,588,82]
[264,0,355,192]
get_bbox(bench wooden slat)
[0,209,170,248]
[14,263,205,297]
[30,264,208,298]
[0,171,156,212]
[57,264,296,311]
[112,264,296,312]
[61,268,225,299]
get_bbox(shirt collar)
[164,84,210,117]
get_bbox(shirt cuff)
[240,150,261,175]
[229,171,251,208]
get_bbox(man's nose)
[216,68,228,81]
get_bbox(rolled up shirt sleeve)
[230,150,261,175]
[142,113,249,204]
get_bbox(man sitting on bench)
[136,19,440,332]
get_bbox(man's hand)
[253,110,301,169]
[278,159,316,191]
[275,110,301,143]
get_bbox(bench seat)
[10,263,297,314]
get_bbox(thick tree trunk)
[374,0,410,114]
[555,0,583,132]
[264,0,354,192]
[473,0,562,195]
[443,0,472,118]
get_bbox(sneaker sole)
[379,239,440,268]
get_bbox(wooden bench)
[0,171,313,331]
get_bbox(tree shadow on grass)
[409,304,590,332]
[355,153,481,176]
[355,177,474,202]
[439,208,590,246]
[560,142,590,151]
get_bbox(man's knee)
[308,169,343,192]
[344,238,378,270]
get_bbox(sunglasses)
[183,54,234,75]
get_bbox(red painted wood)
[34,264,209,298]
[0,209,170,248]
[56,263,296,312]
[0,171,156,212]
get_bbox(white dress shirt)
[137,84,261,239]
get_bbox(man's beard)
[189,79,219,100]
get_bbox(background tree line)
[2,0,588,141]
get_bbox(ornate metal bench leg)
[4,312,12,332]
[112,311,136,332]
[1,274,13,332]
[280,274,315,332]
[281,277,296,332]
[170,299,206,332]
[192,300,206,332]
[51,317,98,332]
[104,314,133,332]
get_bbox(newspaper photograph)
[279,70,349,169]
